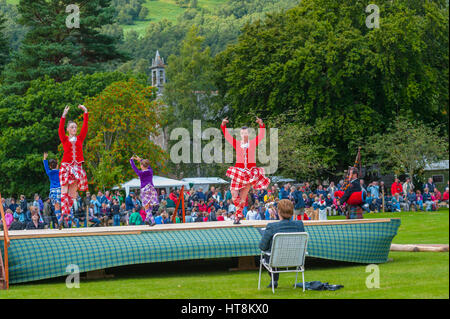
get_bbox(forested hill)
[1,0,301,67]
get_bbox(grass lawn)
[1,209,448,299]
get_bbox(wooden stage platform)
[1,218,401,284]
[2,218,396,239]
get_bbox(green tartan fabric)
[1,219,400,284]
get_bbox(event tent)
[181,177,229,190]
[113,176,189,196]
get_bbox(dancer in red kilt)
[59,104,89,227]
[221,116,270,224]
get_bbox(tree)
[214,0,449,174]
[163,26,221,177]
[82,78,167,190]
[266,110,332,181]
[0,11,9,74]
[1,0,128,95]
[0,72,133,198]
[365,116,448,182]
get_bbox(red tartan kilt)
[226,166,270,191]
[59,162,88,191]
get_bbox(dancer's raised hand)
[78,104,87,113]
[221,117,229,126]
[62,105,70,118]
[43,152,48,160]
[256,116,263,126]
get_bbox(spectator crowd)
[1,177,449,231]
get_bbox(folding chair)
[258,232,309,293]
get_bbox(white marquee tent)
[113,176,190,196]
[181,177,229,190]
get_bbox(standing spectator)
[42,198,54,228]
[391,178,403,196]
[327,182,338,199]
[360,179,367,193]
[318,195,327,220]
[83,191,91,214]
[159,189,168,202]
[367,181,380,199]
[325,194,334,216]
[279,184,289,200]
[166,196,176,216]
[125,192,135,211]
[293,186,305,219]
[19,195,28,214]
[424,177,436,193]
[33,194,44,214]
[111,199,121,226]
[8,198,19,213]
[112,190,124,206]
[442,188,449,208]
[403,177,414,197]
[246,205,260,220]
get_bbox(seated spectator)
[391,193,402,212]
[88,204,101,227]
[100,202,112,226]
[406,189,418,211]
[415,190,424,211]
[442,188,449,207]
[216,210,225,221]
[129,208,143,225]
[185,211,193,223]
[208,206,217,221]
[194,211,204,222]
[26,211,45,230]
[362,192,373,213]
[422,188,434,211]
[259,199,305,289]
[384,194,393,212]
[120,203,129,225]
[9,215,24,230]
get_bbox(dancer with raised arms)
[59,104,89,224]
[221,116,270,224]
[130,155,158,226]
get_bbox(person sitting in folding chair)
[259,199,305,290]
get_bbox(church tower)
[150,50,166,97]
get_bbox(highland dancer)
[221,116,270,224]
[43,152,61,206]
[59,105,89,226]
[130,155,158,226]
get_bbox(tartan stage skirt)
[141,183,159,209]
[226,166,270,191]
[59,162,88,191]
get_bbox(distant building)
[423,160,449,190]
[150,50,166,97]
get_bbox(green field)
[0,209,448,299]
[120,0,227,36]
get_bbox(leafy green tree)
[0,72,133,198]
[365,116,448,183]
[83,78,167,190]
[1,0,128,95]
[0,11,9,74]
[214,0,449,174]
[163,26,221,177]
